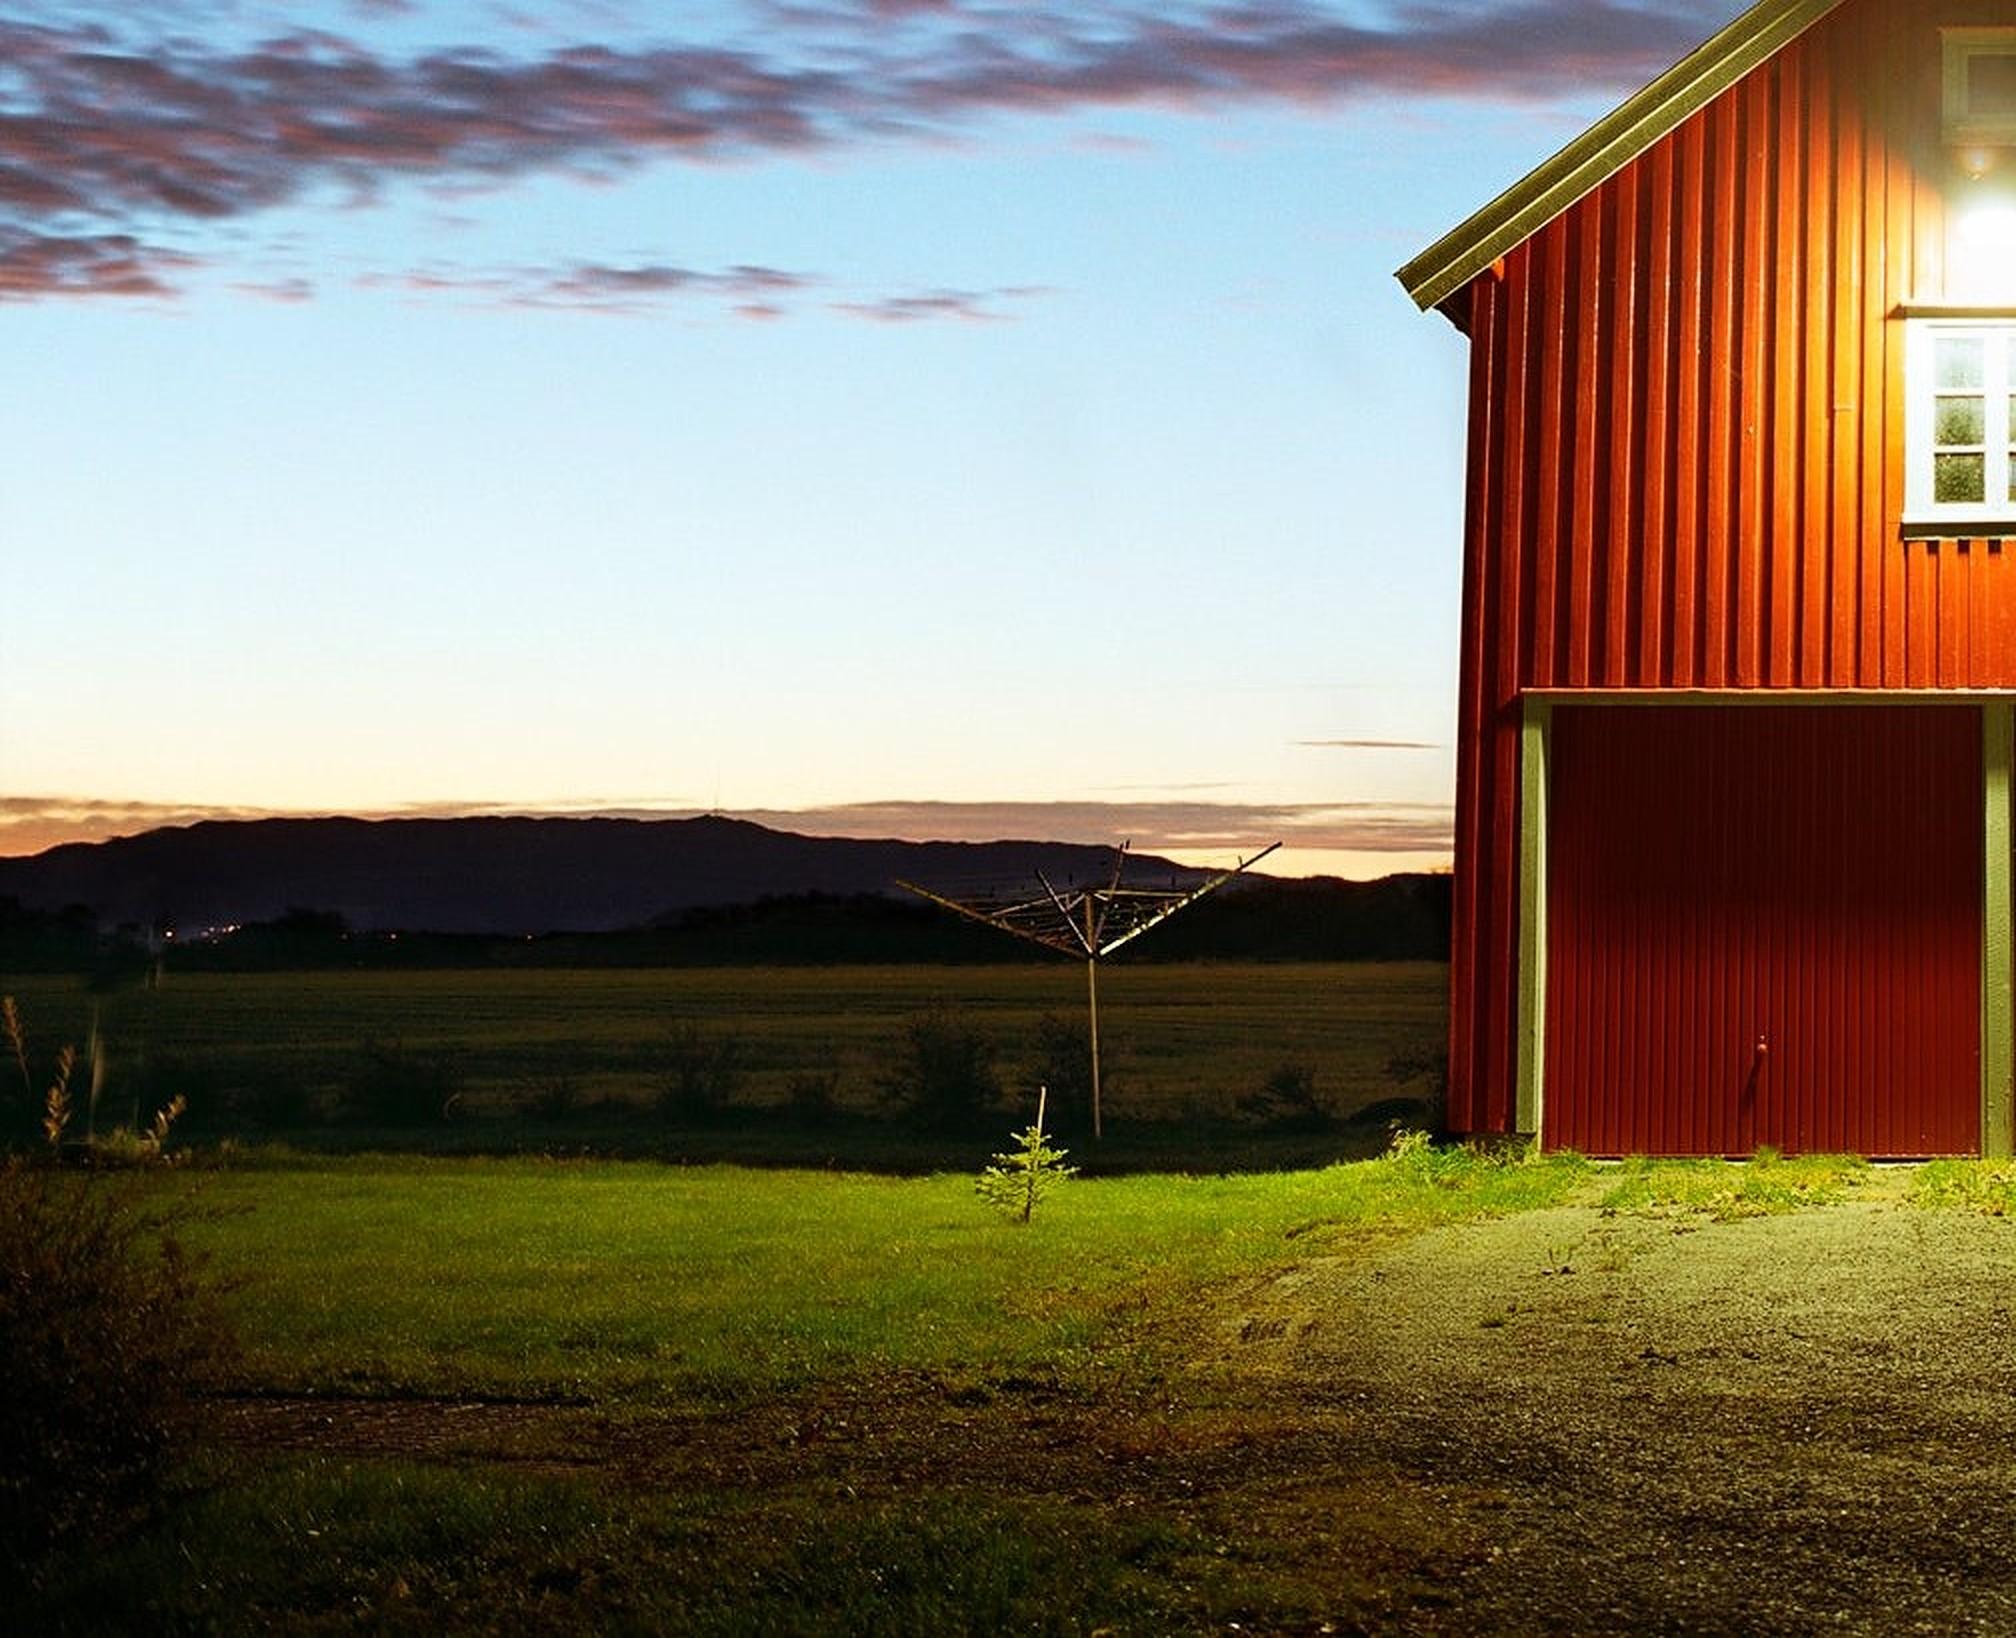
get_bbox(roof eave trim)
[1395,0,1848,314]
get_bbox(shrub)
[523,1073,584,1123]
[657,1023,746,1125]
[784,1070,842,1128]
[341,1038,461,1126]
[0,1161,234,1572]
[1238,1063,1333,1133]
[1030,1013,1094,1126]
[231,1074,316,1131]
[1384,1046,1450,1103]
[881,1004,1000,1133]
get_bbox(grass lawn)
[177,1144,1578,1403]
[26,1141,1578,1632]
[23,1142,1919,1632]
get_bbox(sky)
[0,0,1749,879]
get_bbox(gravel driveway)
[1235,1195,2016,1633]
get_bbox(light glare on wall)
[1952,196,2016,297]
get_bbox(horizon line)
[0,795,1455,872]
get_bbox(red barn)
[1400,0,2016,1156]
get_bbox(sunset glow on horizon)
[0,1,1751,881]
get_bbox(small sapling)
[976,1086,1077,1223]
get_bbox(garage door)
[1545,705,1981,1157]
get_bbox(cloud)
[831,286,1046,324]
[1089,781,1242,792]
[0,792,1452,861]
[361,261,1048,321]
[0,4,1730,300]
[230,275,315,302]
[0,796,295,855]
[0,229,196,300]
[1296,737,1440,750]
[538,262,811,302]
[730,797,1454,855]
[360,258,818,312]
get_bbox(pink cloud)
[754,797,1453,854]
[0,229,195,300]
[0,5,1723,260]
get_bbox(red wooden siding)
[1448,0,2016,1134]
[1545,706,1981,1158]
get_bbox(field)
[1,962,1447,1141]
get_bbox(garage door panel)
[1545,706,1980,1157]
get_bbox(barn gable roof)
[1396,0,1850,317]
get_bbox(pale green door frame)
[1513,692,2015,1158]
[1983,702,2013,1159]
[1513,698,1548,1140]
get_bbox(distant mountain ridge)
[0,814,1221,936]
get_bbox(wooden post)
[1086,955,1102,1140]
[1084,895,1104,1140]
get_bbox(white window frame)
[1944,28,2016,150]
[1905,319,2016,531]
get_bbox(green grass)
[1,962,1447,1131]
[22,1144,1579,1632]
[176,1141,1585,1404]
[37,1145,1910,1631]
[29,1457,1315,1636]
[1909,1158,2016,1213]
[1597,1149,1872,1221]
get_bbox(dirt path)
[1224,1199,2016,1632]
[213,1197,2016,1633]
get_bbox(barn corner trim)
[1394,0,1850,320]
[1985,704,2015,1159]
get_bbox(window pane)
[1938,337,1986,389]
[1970,51,2016,117]
[1937,452,1987,502]
[1938,396,1986,444]
[2006,457,2016,504]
